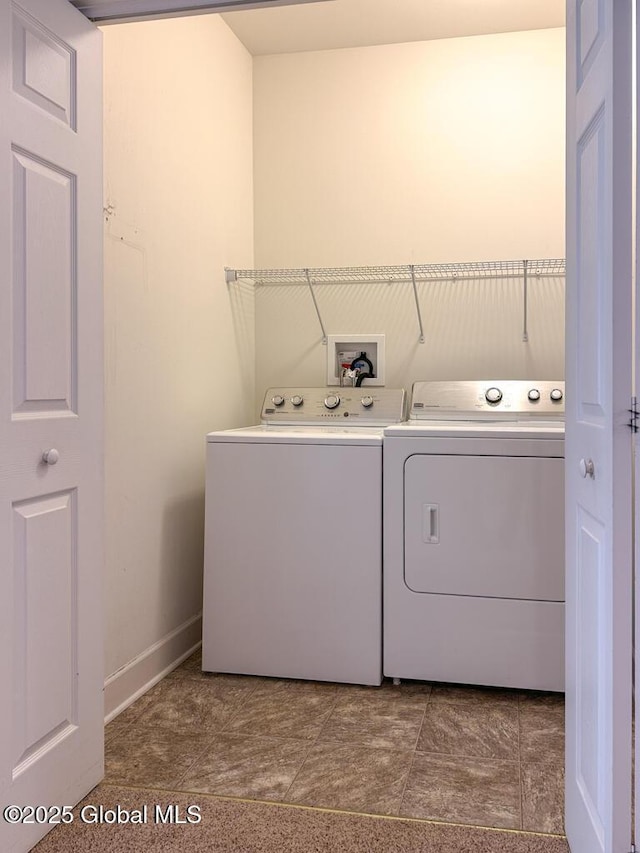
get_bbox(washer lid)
[207,424,384,445]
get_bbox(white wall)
[102,14,254,712]
[252,28,565,403]
[101,21,565,711]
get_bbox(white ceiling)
[221,0,565,56]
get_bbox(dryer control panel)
[411,380,565,420]
[261,387,407,426]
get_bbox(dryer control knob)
[361,396,374,408]
[291,395,304,407]
[271,395,285,407]
[324,394,341,409]
[485,387,503,404]
[550,388,564,402]
[528,389,541,401]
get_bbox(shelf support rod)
[410,265,425,343]
[304,269,328,345]
[522,259,529,342]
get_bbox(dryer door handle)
[423,503,440,544]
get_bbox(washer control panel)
[261,387,407,425]
[411,380,565,419]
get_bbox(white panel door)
[565,1,633,851]
[0,1,103,851]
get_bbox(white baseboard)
[104,613,202,723]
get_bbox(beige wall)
[102,14,254,701]
[102,20,565,708]
[252,28,565,403]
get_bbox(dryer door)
[404,454,564,600]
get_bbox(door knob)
[579,458,595,479]
[42,449,59,465]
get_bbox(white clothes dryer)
[383,380,565,692]
[203,387,406,686]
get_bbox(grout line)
[277,742,321,807]
[277,686,340,803]
[171,729,219,789]
[396,695,429,816]
[215,676,267,734]
[517,694,525,831]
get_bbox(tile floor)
[104,651,565,835]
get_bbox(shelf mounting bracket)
[410,265,425,343]
[522,259,529,342]
[304,269,328,345]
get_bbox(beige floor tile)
[105,688,158,729]
[521,758,565,834]
[179,733,310,800]
[430,684,521,708]
[178,649,202,670]
[318,693,426,749]
[519,705,565,763]
[417,702,519,760]
[105,725,212,788]
[169,652,276,691]
[103,672,564,836]
[134,676,256,732]
[104,714,134,746]
[389,680,433,699]
[103,686,162,744]
[401,752,521,829]
[249,678,340,697]
[286,742,414,816]
[223,683,338,740]
[338,680,433,700]
[166,649,204,680]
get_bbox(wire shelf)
[224,258,566,344]
[225,258,566,285]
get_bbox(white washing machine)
[383,380,565,692]
[203,386,406,686]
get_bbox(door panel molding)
[11,5,77,127]
[11,147,77,417]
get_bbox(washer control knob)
[324,394,341,410]
[485,387,503,404]
[361,396,374,408]
[271,395,285,407]
[550,388,564,402]
[528,388,541,401]
[290,395,304,407]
